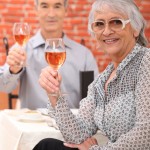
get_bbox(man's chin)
[46,28,58,32]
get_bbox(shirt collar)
[94,43,143,88]
[63,34,73,49]
[103,43,142,76]
[32,30,45,49]
[31,30,72,49]
[116,43,142,73]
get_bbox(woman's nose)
[102,24,114,36]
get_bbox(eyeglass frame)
[89,18,131,33]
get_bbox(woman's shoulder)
[137,46,150,77]
[140,46,150,63]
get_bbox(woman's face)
[93,5,139,62]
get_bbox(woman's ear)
[133,30,140,38]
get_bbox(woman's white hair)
[34,0,68,8]
[88,0,148,46]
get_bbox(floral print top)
[48,43,150,150]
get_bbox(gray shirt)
[0,30,99,109]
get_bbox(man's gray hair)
[34,0,68,8]
[88,0,148,46]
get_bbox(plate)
[18,112,45,123]
[36,108,49,116]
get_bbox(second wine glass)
[13,22,30,47]
[45,38,66,96]
[13,22,30,66]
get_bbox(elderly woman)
[34,0,150,149]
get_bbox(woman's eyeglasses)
[90,18,130,33]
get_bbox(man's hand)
[6,46,26,74]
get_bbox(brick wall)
[0,0,150,72]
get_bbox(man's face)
[36,0,67,34]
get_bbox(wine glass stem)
[47,70,61,97]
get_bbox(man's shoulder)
[29,31,40,42]
[27,31,44,48]
[64,35,91,52]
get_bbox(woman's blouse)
[48,43,150,149]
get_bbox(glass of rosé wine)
[44,38,66,96]
[13,22,30,66]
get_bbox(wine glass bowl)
[44,38,66,96]
[45,38,66,71]
[13,22,30,47]
[12,22,30,67]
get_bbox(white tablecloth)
[0,109,108,150]
[0,109,64,150]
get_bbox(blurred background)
[0,0,150,109]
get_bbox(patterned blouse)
[48,43,150,150]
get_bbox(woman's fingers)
[63,137,98,150]
[39,67,61,94]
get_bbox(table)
[0,109,108,150]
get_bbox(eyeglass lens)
[91,19,123,32]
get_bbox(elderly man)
[0,0,99,109]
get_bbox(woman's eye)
[96,22,104,27]
[113,20,122,25]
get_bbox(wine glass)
[44,38,66,96]
[13,22,30,66]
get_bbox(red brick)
[0,0,150,72]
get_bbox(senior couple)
[1,0,150,149]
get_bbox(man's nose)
[47,8,56,17]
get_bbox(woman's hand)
[64,137,98,150]
[39,66,62,107]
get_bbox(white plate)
[37,108,49,116]
[18,112,45,123]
